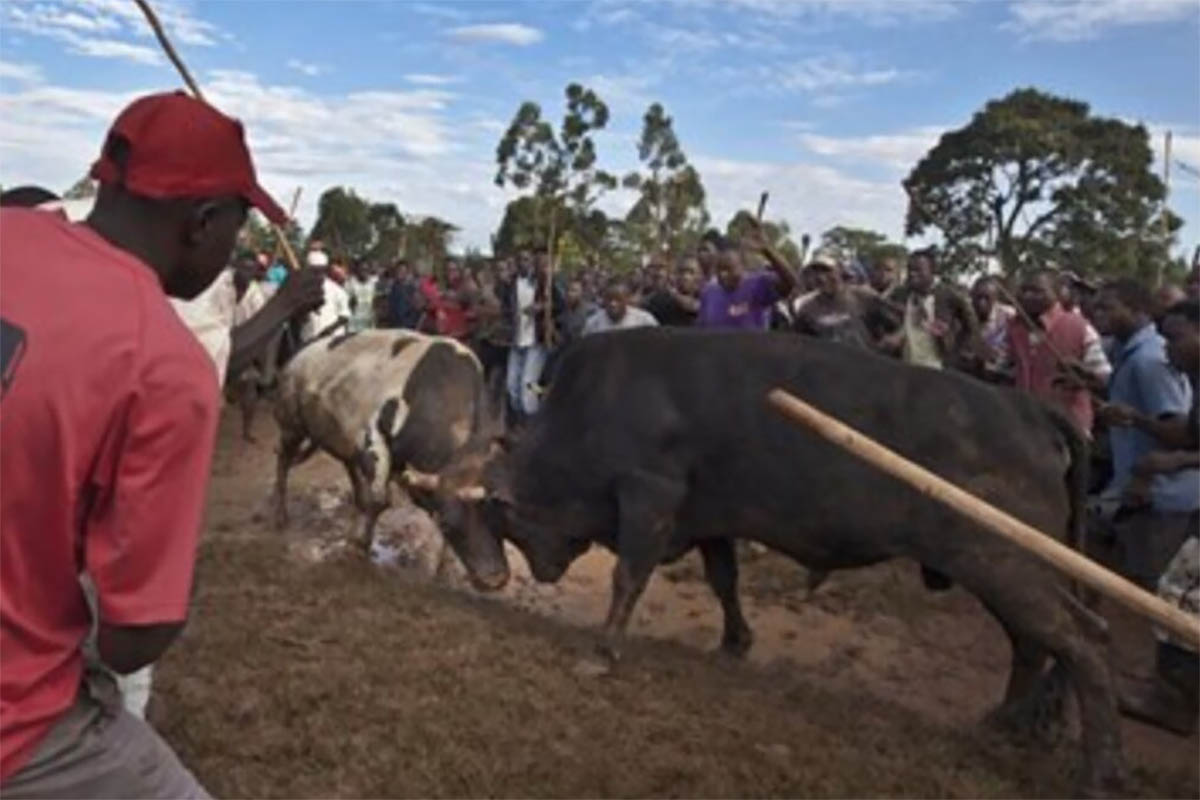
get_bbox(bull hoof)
[720,629,754,659]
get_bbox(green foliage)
[239,210,304,263]
[310,186,374,259]
[820,226,907,266]
[622,103,709,258]
[904,87,1176,281]
[494,83,618,262]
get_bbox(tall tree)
[63,176,96,200]
[366,201,406,264]
[622,102,709,258]
[820,226,907,266]
[494,83,617,256]
[405,216,458,270]
[904,88,1177,281]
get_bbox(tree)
[405,216,457,271]
[494,83,617,258]
[820,226,907,266]
[310,186,373,259]
[622,103,709,258]
[725,210,803,265]
[239,210,303,260]
[904,88,1176,282]
[366,201,406,264]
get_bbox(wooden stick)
[545,202,557,347]
[766,388,1200,647]
[268,187,302,269]
[133,0,301,275]
[1156,131,1172,290]
[755,191,769,223]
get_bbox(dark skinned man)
[1,91,297,798]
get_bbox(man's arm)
[225,268,324,378]
[1100,404,1193,448]
[89,347,220,676]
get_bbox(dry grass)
[152,536,1197,799]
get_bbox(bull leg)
[599,470,686,663]
[273,430,306,530]
[353,422,393,553]
[968,565,1125,796]
[698,539,753,658]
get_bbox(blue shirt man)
[1106,322,1197,512]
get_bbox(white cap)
[306,249,329,268]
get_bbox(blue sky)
[2,0,1198,258]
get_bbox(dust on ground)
[152,411,1200,798]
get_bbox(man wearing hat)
[791,248,898,349]
[0,91,296,797]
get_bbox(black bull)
[452,328,1122,793]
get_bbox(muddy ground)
[152,410,1199,798]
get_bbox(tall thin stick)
[545,203,557,347]
[133,0,301,275]
[767,388,1199,647]
[1156,130,1172,289]
[268,187,302,269]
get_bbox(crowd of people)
[1,88,1197,798]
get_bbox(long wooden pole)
[133,0,302,275]
[766,388,1200,647]
[1156,131,1172,290]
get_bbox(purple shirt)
[696,271,780,330]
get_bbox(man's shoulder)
[630,307,658,325]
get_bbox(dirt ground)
[152,410,1200,798]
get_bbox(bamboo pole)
[766,388,1200,647]
[133,0,302,275]
[267,187,302,269]
[1156,131,1172,289]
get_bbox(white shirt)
[582,306,658,336]
[902,293,943,370]
[303,277,351,342]
[345,275,377,332]
[514,275,536,348]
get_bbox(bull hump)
[392,337,415,357]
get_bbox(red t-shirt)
[1007,303,1093,435]
[0,209,219,780]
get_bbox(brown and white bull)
[272,329,509,591]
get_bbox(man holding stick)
[1,91,297,798]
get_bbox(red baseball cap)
[90,91,286,224]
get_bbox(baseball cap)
[89,91,286,224]
[808,248,841,270]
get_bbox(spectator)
[1153,284,1187,322]
[0,89,288,798]
[1186,264,1199,301]
[386,260,421,330]
[231,255,272,442]
[436,259,474,341]
[561,278,597,342]
[503,249,563,420]
[471,264,510,404]
[972,276,1016,376]
[643,259,700,327]
[791,249,896,348]
[301,249,351,342]
[345,259,377,333]
[880,249,981,371]
[1006,270,1110,436]
[1113,299,1199,734]
[1093,280,1198,588]
[696,230,796,330]
[697,228,723,281]
[582,280,658,336]
[870,256,903,298]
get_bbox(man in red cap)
[0,91,295,797]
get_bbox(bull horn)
[455,485,486,501]
[401,468,440,491]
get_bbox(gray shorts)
[1,668,208,799]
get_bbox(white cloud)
[286,59,327,77]
[447,23,544,46]
[404,73,462,86]
[799,126,945,171]
[3,0,225,65]
[775,55,906,92]
[693,155,910,241]
[410,3,471,22]
[715,0,960,25]
[1006,0,1197,42]
[0,61,44,84]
